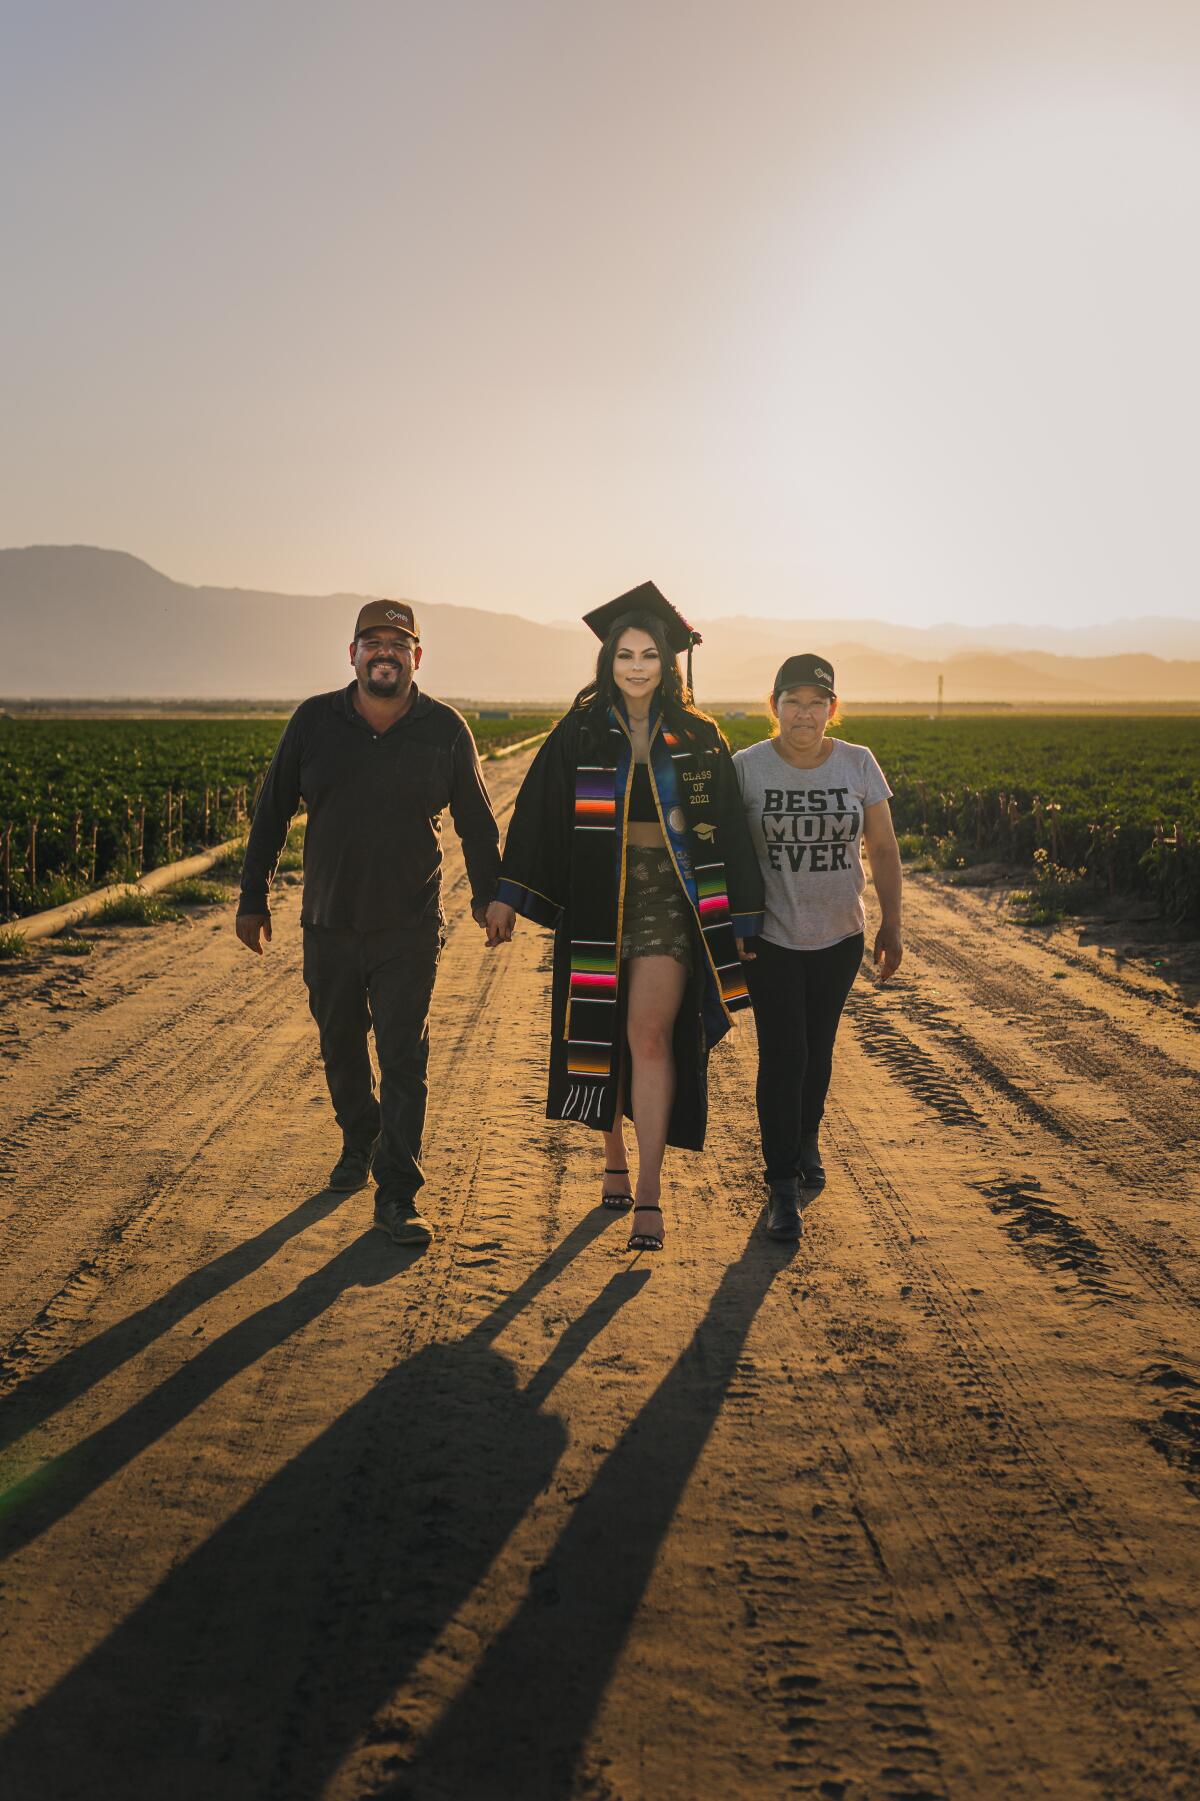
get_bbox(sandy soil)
[1,749,1198,1801]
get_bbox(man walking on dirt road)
[235,600,503,1245]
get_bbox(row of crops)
[1,712,1197,924]
[0,714,553,919]
[723,713,1200,925]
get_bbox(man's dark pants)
[302,920,443,1199]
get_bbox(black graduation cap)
[582,581,702,687]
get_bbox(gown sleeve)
[711,736,765,940]
[495,715,576,929]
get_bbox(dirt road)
[1,750,1198,1800]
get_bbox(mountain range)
[3,546,1200,705]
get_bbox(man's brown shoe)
[329,1136,379,1191]
[373,1190,433,1246]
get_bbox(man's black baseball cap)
[772,653,836,700]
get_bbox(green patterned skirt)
[620,846,694,971]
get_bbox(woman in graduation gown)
[485,583,764,1252]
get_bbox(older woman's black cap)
[582,581,701,657]
[773,653,836,699]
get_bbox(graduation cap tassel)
[686,636,695,696]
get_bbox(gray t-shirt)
[733,737,893,950]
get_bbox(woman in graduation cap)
[485,583,764,1251]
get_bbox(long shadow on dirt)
[400,1228,797,1798]
[0,1211,607,1798]
[0,1218,793,1801]
[0,1184,356,1456]
[0,1222,414,1559]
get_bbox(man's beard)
[365,661,406,697]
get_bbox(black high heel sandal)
[601,1167,634,1211]
[627,1206,664,1252]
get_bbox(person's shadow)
[400,1229,798,1798]
[0,1212,622,1799]
[0,1221,411,1560]
[0,1183,356,1462]
[0,1217,794,1801]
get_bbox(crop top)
[628,763,659,824]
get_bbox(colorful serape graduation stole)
[562,755,622,1124]
[693,863,750,1007]
[573,767,617,830]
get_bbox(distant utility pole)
[936,673,944,720]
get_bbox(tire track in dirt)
[0,977,324,1355]
[1140,1363,1200,1500]
[835,904,1200,1540]
[829,1130,1200,1793]
[699,874,1200,1794]
[652,1153,952,1798]
[903,903,1200,1153]
[624,1071,971,1799]
[969,1176,1121,1303]
[842,933,1200,1321]
[842,911,1200,1775]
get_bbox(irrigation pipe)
[486,731,549,760]
[12,729,546,944]
[15,835,254,943]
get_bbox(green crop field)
[717,713,1200,924]
[0,713,553,919]
[2,712,1196,924]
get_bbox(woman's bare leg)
[601,1065,631,1201]
[624,954,688,1225]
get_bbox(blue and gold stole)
[653,725,750,1017]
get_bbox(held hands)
[235,913,272,955]
[735,936,756,962]
[482,900,516,949]
[873,923,902,982]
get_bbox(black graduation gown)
[497,704,763,1150]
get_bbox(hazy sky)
[2,1,1199,625]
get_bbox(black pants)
[302,921,442,1199]
[745,931,863,1182]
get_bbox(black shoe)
[626,1205,665,1252]
[765,1177,802,1241]
[329,1136,379,1191]
[798,1133,826,1193]
[373,1189,433,1246]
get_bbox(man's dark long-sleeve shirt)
[239,684,501,931]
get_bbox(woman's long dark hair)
[570,610,726,752]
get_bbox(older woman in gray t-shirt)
[733,654,903,1241]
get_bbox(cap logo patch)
[387,608,409,623]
